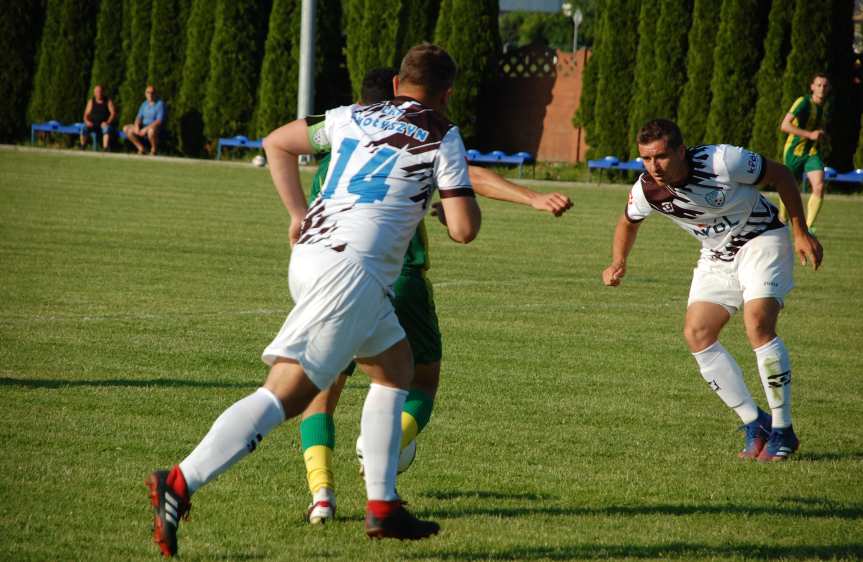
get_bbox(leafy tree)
[344,0,402,100]
[590,0,641,159]
[652,0,690,120]
[119,0,152,125]
[856,111,863,169]
[779,0,832,122]
[314,0,352,112]
[823,0,856,171]
[0,0,45,141]
[253,0,300,138]
[174,0,215,155]
[573,18,600,150]
[676,0,721,146]
[203,0,269,140]
[28,0,99,124]
[704,0,769,147]
[90,0,126,99]
[148,0,191,107]
[749,0,793,159]
[626,1,659,157]
[396,0,441,55]
[434,0,500,145]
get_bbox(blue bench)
[802,166,863,191]
[587,155,644,182]
[466,149,534,178]
[216,135,264,160]
[31,120,126,150]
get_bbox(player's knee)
[683,323,717,352]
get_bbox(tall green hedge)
[345,0,403,100]
[573,26,599,151]
[590,0,640,159]
[174,0,215,155]
[89,0,125,100]
[397,0,440,55]
[704,0,769,147]
[28,0,98,125]
[434,0,500,146]
[676,0,721,146]
[652,0,690,121]
[626,1,658,157]
[0,0,45,141]
[749,0,793,159]
[824,0,856,171]
[314,0,352,111]
[148,0,191,107]
[203,0,268,140]
[253,0,300,138]
[856,111,863,170]
[119,0,152,125]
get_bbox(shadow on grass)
[422,490,557,501]
[405,542,863,560]
[796,451,863,462]
[0,376,257,389]
[419,497,863,520]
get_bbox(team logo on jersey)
[661,201,674,213]
[704,190,726,207]
[312,127,327,148]
[747,153,759,174]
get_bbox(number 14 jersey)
[301,96,473,287]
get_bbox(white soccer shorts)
[261,244,405,390]
[688,227,794,314]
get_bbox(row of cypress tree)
[578,0,863,171]
[3,0,501,154]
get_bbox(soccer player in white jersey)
[145,43,481,556]
[602,119,822,462]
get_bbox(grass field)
[1,148,862,561]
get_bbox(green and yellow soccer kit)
[783,95,825,177]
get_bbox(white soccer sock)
[361,383,407,501]
[754,337,792,428]
[179,387,285,494]
[693,341,759,424]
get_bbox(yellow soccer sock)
[806,195,823,228]
[300,413,335,494]
[401,412,419,450]
[778,199,787,223]
[303,445,334,494]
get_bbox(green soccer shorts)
[392,272,442,365]
[784,150,824,179]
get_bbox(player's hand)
[84,119,93,127]
[794,231,823,271]
[602,261,626,286]
[530,192,573,217]
[289,219,302,248]
[809,130,825,142]
[430,201,447,226]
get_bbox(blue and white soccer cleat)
[738,409,772,459]
[757,425,800,462]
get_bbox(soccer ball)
[356,435,417,474]
[251,154,266,167]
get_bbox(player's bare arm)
[467,165,573,216]
[758,159,823,270]
[264,119,313,246]
[780,113,823,142]
[439,194,481,243]
[602,215,641,286]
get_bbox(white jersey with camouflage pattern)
[300,96,473,287]
[625,144,784,262]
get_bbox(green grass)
[1,149,862,561]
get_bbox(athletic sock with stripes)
[754,337,792,429]
[400,388,434,449]
[361,383,407,501]
[693,341,759,424]
[179,387,285,494]
[300,413,336,495]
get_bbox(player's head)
[145,84,157,100]
[93,84,104,98]
[637,119,688,185]
[810,72,830,104]
[361,68,398,105]
[395,43,457,112]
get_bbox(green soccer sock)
[400,389,434,449]
[300,413,335,494]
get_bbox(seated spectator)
[123,85,165,155]
[79,84,117,151]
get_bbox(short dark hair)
[637,118,684,149]
[398,43,457,97]
[361,68,398,105]
[810,72,829,84]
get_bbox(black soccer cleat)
[365,502,440,540]
[146,469,191,557]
